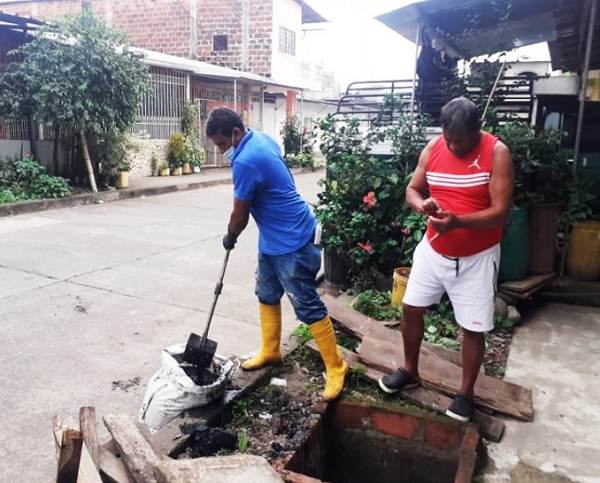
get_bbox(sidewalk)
[484,302,600,483]
[0,167,234,218]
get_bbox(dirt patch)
[111,376,141,392]
[177,353,331,463]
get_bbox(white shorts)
[403,238,500,332]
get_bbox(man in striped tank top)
[379,98,514,422]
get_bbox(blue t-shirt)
[230,130,316,256]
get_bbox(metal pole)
[573,0,598,177]
[409,24,421,123]
[234,79,238,112]
[300,89,304,149]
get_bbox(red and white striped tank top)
[426,131,502,257]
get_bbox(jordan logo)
[468,155,481,170]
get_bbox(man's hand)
[418,197,440,216]
[222,227,238,250]
[428,210,458,234]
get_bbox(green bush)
[0,155,71,203]
[314,113,429,285]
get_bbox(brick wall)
[195,0,273,75]
[3,0,275,75]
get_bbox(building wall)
[270,0,302,87]
[196,0,273,75]
[2,0,275,75]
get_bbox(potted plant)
[183,136,205,174]
[168,132,185,176]
[150,153,159,176]
[115,158,131,189]
[158,161,169,177]
[496,122,567,275]
[95,129,133,189]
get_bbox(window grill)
[279,27,296,56]
[213,35,228,52]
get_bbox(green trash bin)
[499,206,529,282]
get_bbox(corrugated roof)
[376,0,592,72]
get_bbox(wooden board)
[305,340,504,442]
[323,293,462,366]
[51,417,103,483]
[99,446,136,483]
[79,407,100,470]
[499,272,555,293]
[103,414,161,483]
[358,336,534,422]
[56,429,83,483]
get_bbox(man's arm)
[429,141,514,233]
[228,198,251,236]
[406,137,439,215]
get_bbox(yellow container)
[115,171,129,190]
[567,221,600,281]
[391,267,411,307]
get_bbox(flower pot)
[391,267,410,307]
[115,171,129,190]
[182,163,191,175]
[528,202,562,274]
[567,221,600,281]
[324,249,352,289]
[171,167,180,176]
[159,168,169,176]
[193,166,201,173]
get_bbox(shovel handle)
[200,249,231,342]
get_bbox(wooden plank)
[358,336,534,421]
[323,293,463,367]
[56,429,83,483]
[499,272,555,293]
[99,446,136,483]
[80,407,100,470]
[51,417,103,483]
[305,340,504,442]
[103,414,161,483]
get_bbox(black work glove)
[222,227,238,250]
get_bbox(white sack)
[138,343,235,433]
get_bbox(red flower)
[24,152,31,158]
[363,191,376,209]
[402,227,411,236]
[357,241,372,253]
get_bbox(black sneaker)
[378,368,420,394]
[446,394,474,422]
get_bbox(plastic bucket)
[567,221,600,281]
[499,206,529,282]
[391,267,410,307]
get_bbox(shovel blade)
[183,332,218,368]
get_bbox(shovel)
[183,249,231,377]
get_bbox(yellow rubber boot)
[309,315,349,401]
[242,303,282,371]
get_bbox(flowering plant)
[313,113,429,287]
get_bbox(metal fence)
[1,65,263,171]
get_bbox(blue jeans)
[255,242,327,324]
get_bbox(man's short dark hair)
[440,97,480,132]
[206,106,245,137]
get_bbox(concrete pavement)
[0,169,599,482]
[0,170,320,482]
[484,302,600,483]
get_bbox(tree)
[0,9,150,192]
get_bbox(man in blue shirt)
[206,107,348,401]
